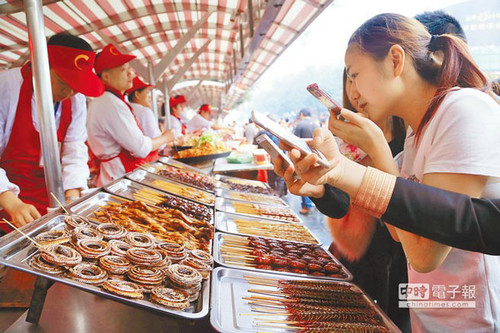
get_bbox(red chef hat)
[125,76,153,95]
[169,95,187,108]
[47,45,104,97]
[199,104,213,114]
[94,44,136,74]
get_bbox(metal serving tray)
[0,213,210,319]
[104,178,214,225]
[143,161,219,193]
[214,174,272,191]
[158,156,211,174]
[215,197,302,223]
[210,267,401,333]
[214,212,320,245]
[126,169,215,206]
[213,232,352,281]
[214,188,287,207]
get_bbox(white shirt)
[87,91,152,187]
[400,88,500,333]
[186,114,213,133]
[129,102,161,138]
[169,114,184,139]
[0,68,89,195]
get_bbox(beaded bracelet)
[352,167,396,218]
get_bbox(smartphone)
[306,83,344,120]
[252,111,331,169]
[255,134,299,179]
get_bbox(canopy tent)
[1,0,333,111]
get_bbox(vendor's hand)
[161,129,175,143]
[329,109,386,155]
[287,128,345,187]
[272,155,325,198]
[0,192,41,227]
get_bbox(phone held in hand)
[251,111,331,169]
[255,134,299,179]
[306,83,344,120]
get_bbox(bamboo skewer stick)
[50,192,70,215]
[1,219,42,247]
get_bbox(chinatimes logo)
[399,283,476,308]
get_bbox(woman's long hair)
[348,13,496,142]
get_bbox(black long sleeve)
[310,185,350,218]
[382,177,500,255]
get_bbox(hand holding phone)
[252,111,331,169]
[255,134,299,179]
[306,83,344,120]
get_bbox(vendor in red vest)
[0,33,104,229]
[169,94,187,139]
[87,44,174,186]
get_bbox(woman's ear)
[388,44,405,77]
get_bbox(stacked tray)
[210,267,401,333]
[0,212,210,319]
[127,169,215,206]
[141,162,219,193]
[105,178,213,224]
[215,212,319,245]
[158,156,212,173]
[215,188,286,206]
[215,174,275,195]
[215,197,302,223]
[213,232,352,281]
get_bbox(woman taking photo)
[279,13,500,332]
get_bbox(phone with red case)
[306,83,344,120]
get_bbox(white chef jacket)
[128,102,161,138]
[87,91,153,187]
[186,114,213,133]
[0,67,89,196]
[169,114,184,139]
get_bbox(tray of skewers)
[214,212,320,245]
[215,197,302,223]
[213,233,352,281]
[214,188,287,207]
[105,178,213,224]
[210,267,400,333]
[142,162,219,193]
[0,210,213,319]
[127,169,215,206]
[215,175,275,195]
[158,156,212,174]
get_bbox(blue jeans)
[301,196,313,209]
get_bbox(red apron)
[92,88,158,175]
[0,63,72,231]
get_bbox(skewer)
[50,192,70,215]
[1,219,42,247]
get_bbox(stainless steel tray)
[215,174,272,190]
[142,161,219,193]
[214,188,287,206]
[158,156,211,174]
[214,212,320,245]
[0,213,210,319]
[68,191,130,216]
[126,169,215,206]
[215,197,302,223]
[210,267,401,333]
[104,178,214,224]
[213,232,352,281]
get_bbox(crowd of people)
[1,6,500,333]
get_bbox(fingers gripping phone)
[251,111,331,169]
[255,134,299,179]
[306,83,344,121]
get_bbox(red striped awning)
[0,0,333,110]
